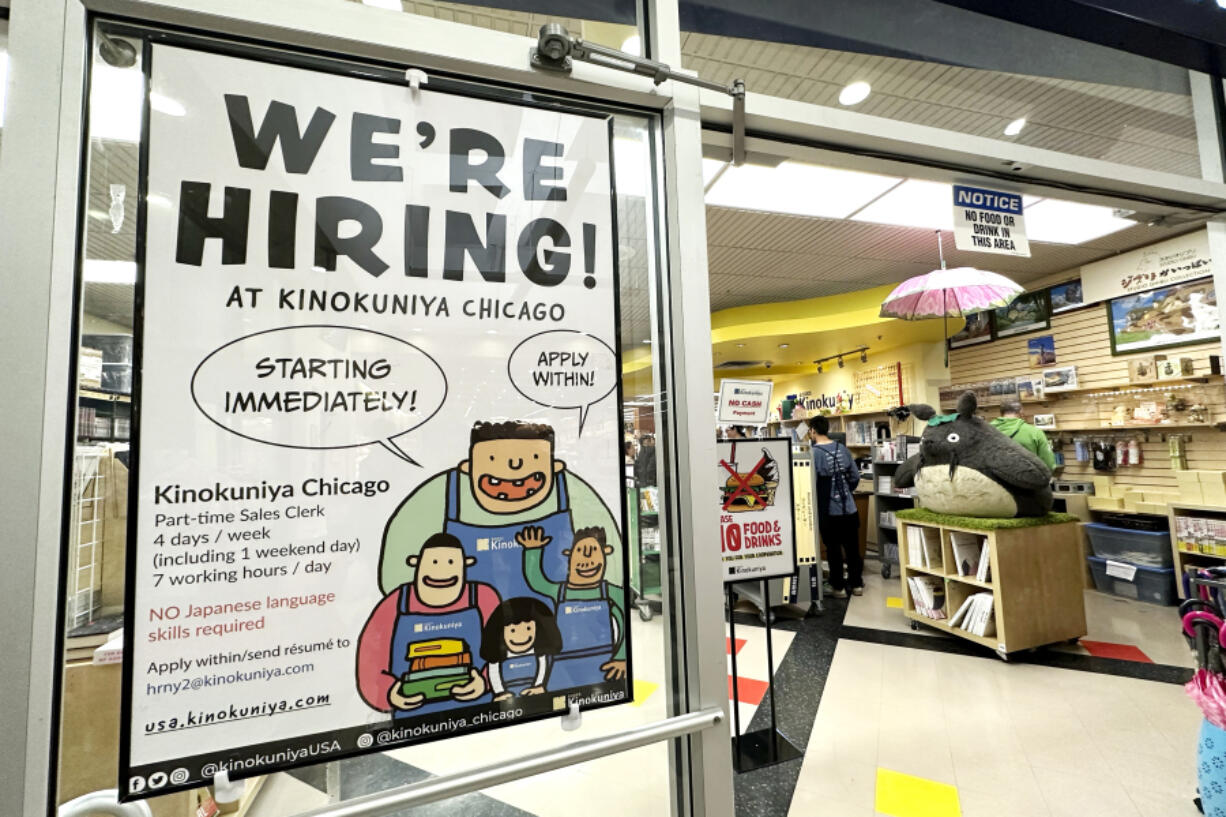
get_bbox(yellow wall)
[726,341,947,414]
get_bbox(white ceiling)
[67,2,1214,342]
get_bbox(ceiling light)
[84,259,136,284]
[736,343,745,348]
[1004,117,1026,137]
[642,339,652,345]
[90,64,144,142]
[706,161,900,219]
[778,343,789,349]
[1024,199,1132,244]
[361,0,403,9]
[621,35,642,57]
[838,81,871,106]
[150,91,186,117]
[851,179,955,231]
[701,157,725,186]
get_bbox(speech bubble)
[507,329,617,435]
[191,325,447,465]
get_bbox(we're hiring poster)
[122,45,628,799]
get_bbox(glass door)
[0,2,729,815]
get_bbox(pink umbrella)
[879,231,1023,365]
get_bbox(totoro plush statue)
[895,392,1053,518]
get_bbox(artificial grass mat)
[896,507,1079,530]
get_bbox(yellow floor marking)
[876,768,961,817]
[630,679,659,706]
[886,596,904,609]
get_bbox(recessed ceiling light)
[83,259,136,284]
[706,161,900,219]
[838,81,871,106]
[736,343,745,348]
[621,35,642,56]
[642,339,652,345]
[1004,118,1026,137]
[778,343,789,349]
[1024,199,1133,244]
[850,179,955,231]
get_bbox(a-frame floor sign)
[727,581,802,772]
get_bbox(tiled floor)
[788,639,1204,817]
[246,557,1204,817]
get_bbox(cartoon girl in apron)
[479,597,563,700]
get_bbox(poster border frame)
[113,26,636,801]
[717,437,799,586]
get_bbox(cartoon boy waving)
[519,525,627,688]
[380,421,622,603]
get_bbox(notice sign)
[952,185,1030,257]
[121,45,630,799]
[717,378,774,425]
[718,439,797,583]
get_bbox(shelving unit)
[898,516,1086,656]
[1168,503,1226,599]
[627,485,661,621]
[78,389,132,443]
[872,435,920,579]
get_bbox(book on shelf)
[905,526,943,570]
[957,592,996,637]
[878,474,892,494]
[949,532,985,578]
[907,576,946,620]
[975,542,992,582]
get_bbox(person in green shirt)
[379,421,623,601]
[990,400,1057,471]
[517,524,627,687]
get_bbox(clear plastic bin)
[1083,523,1173,568]
[1087,556,1177,606]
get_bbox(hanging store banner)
[952,184,1030,257]
[717,378,774,425]
[718,439,797,583]
[121,44,629,800]
[1080,229,1213,304]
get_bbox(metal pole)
[287,709,723,817]
[763,579,778,762]
[726,585,741,771]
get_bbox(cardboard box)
[1088,496,1124,511]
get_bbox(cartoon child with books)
[356,532,501,717]
[479,597,563,701]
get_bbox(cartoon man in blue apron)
[519,525,627,689]
[380,421,622,605]
[357,533,501,717]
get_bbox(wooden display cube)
[896,511,1087,656]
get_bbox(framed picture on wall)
[994,291,1051,338]
[1048,280,1084,314]
[1107,277,1219,356]
[1042,366,1079,393]
[1033,414,1057,430]
[948,310,994,348]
